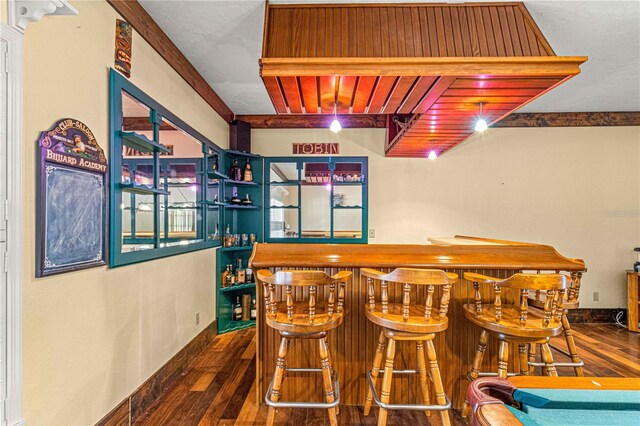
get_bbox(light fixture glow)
[329,117,342,133]
[325,183,332,191]
[474,118,488,132]
[428,150,438,160]
[475,102,488,132]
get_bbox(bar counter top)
[249,236,586,271]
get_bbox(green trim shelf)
[334,205,363,209]
[221,246,254,252]
[220,282,256,293]
[225,204,260,210]
[207,170,229,180]
[119,182,169,196]
[120,131,171,154]
[222,320,256,333]
[225,179,260,186]
[226,149,261,158]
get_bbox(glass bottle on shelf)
[243,159,253,182]
[250,298,256,320]
[225,264,234,287]
[230,188,241,204]
[224,224,232,247]
[211,223,219,241]
[233,296,242,321]
[242,194,252,205]
[236,258,246,284]
[221,264,229,288]
[229,158,242,181]
[245,266,253,283]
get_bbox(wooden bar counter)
[249,236,586,410]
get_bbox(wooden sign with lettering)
[292,143,339,155]
[36,119,109,277]
[114,19,132,78]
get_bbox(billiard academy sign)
[292,143,339,155]
[38,118,108,173]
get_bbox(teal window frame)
[109,69,223,267]
[264,156,368,244]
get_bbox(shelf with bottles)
[220,282,256,293]
[220,245,254,252]
[225,155,258,185]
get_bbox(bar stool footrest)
[366,371,451,411]
[528,360,584,368]
[265,368,340,409]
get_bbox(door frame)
[1,22,24,426]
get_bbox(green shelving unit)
[216,150,263,334]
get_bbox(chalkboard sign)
[36,119,108,277]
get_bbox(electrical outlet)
[368,229,375,238]
[195,312,200,325]
[593,292,599,302]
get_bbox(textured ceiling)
[139,0,640,115]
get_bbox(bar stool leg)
[377,337,396,426]
[462,329,488,418]
[425,340,451,426]
[319,336,338,426]
[266,336,289,426]
[416,341,431,417]
[518,344,529,376]
[364,330,386,416]
[540,342,558,377]
[529,343,537,375]
[561,313,584,376]
[497,340,509,379]
[323,338,339,415]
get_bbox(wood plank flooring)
[133,323,639,425]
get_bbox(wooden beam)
[122,117,176,131]
[237,112,640,130]
[236,114,387,129]
[494,112,640,127]
[107,0,234,122]
[259,57,587,78]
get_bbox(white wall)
[22,1,228,424]
[253,126,640,309]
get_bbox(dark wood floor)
[133,323,639,425]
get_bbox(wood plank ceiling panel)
[260,3,585,157]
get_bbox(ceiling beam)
[493,112,640,127]
[235,112,640,129]
[107,0,234,123]
[236,114,387,129]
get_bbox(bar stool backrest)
[256,269,352,323]
[530,270,583,307]
[361,268,459,322]
[465,273,570,327]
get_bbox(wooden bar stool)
[257,269,351,426]
[528,271,585,376]
[462,272,570,418]
[361,268,458,426]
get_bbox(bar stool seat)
[267,301,344,333]
[463,305,564,339]
[362,267,458,426]
[257,269,351,426]
[365,304,448,333]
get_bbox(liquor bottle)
[243,159,253,182]
[224,224,232,247]
[212,223,219,240]
[245,267,253,283]
[250,298,256,320]
[233,296,242,321]
[225,264,234,287]
[236,258,246,284]
[230,189,241,204]
[221,265,229,288]
[212,155,218,172]
[242,194,252,205]
[229,158,242,181]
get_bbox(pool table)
[467,376,640,426]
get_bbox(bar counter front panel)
[249,239,586,409]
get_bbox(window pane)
[332,162,364,183]
[270,207,299,238]
[122,192,155,252]
[301,184,330,238]
[270,185,298,207]
[332,185,362,207]
[207,206,220,241]
[334,208,362,239]
[270,162,297,182]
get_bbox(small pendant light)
[474,102,488,132]
[329,102,342,133]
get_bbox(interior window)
[265,157,367,243]
[111,69,222,266]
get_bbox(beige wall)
[253,126,640,309]
[22,1,227,424]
